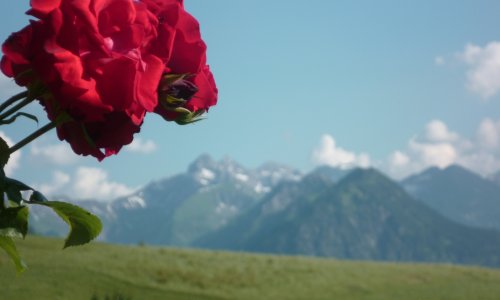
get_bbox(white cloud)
[424,120,459,142]
[459,152,500,177]
[386,119,500,179]
[0,131,21,176]
[390,151,409,167]
[459,42,500,99]
[125,138,157,154]
[36,171,71,196]
[33,167,136,201]
[477,118,500,149]
[73,167,136,200]
[312,134,371,169]
[408,139,457,169]
[31,142,77,165]
[387,150,413,179]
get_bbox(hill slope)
[30,155,302,246]
[402,165,500,230]
[197,169,500,267]
[1,236,500,300]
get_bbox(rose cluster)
[1,0,217,160]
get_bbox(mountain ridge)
[28,157,500,267]
[402,164,500,231]
[196,167,500,267]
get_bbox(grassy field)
[1,237,500,300]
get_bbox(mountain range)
[103,155,302,245]
[29,156,500,267]
[30,155,303,245]
[402,165,500,231]
[196,168,500,267]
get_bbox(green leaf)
[3,178,33,191]
[173,107,193,114]
[0,235,27,273]
[0,136,9,168]
[165,95,187,106]
[29,191,48,202]
[0,206,29,238]
[5,186,22,204]
[175,109,206,125]
[163,73,187,84]
[2,178,34,204]
[32,201,102,248]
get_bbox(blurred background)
[0,1,498,201]
[1,1,500,299]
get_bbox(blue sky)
[0,1,499,201]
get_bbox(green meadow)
[1,236,500,300]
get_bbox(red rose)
[6,0,167,121]
[186,65,218,112]
[55,111,141,160]
[1,0,217,159]
[2,0,166,159]
[147,1,218,122]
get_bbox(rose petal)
[97,56,138,110]
[30,0,61,16]
[187,65,218,111]
[137,54,164,112]
[167,9,207,74]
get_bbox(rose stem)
[8,122,57,154]
[0,96,35,122]
[0,91,29,114]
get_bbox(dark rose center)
[167,79,199,100]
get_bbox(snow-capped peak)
[196,168,216,185]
